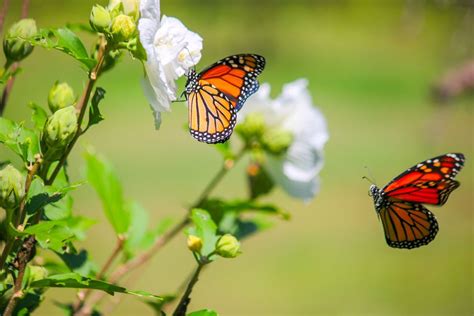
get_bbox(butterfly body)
[185,54,265,144]
[370,153,465,249]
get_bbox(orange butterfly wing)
[382,153,465,205]
[379,201,438,249]
[200,54,265,111]
[187,84,236,144]
[186,54,266,144]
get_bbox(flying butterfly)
[368,153,465,249]
[184,54,266,144]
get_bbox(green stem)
[173,263,205,316]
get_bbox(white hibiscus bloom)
[238,79,329,201]
[138,0,202,128]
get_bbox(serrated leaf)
[29,28,96,69]
[84,150,130,234]
[23,217,95,253]
[29,273,162,299]
[29,103,48,130]
[187,309,218,316]
[186,209,219,257]
[87,87,105,128]
[0,118,41,163]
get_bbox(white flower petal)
[138,1,202,129]
[238,78,329,201]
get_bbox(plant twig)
[45,36,107,185]
[173,263,204,316]
[2,236,36,316]
[0,0,30,116]
[75,146,248,315]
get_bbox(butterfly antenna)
[362,166,377,186]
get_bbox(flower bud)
[43,106,78,156]
[108,0,140,21]
[27,265,48,284]
[111,14,136,42]
[187,235,203,253]
[48,81,76,113]
[3,19,37,63]
[235,113,266,143]
[90,5,112,32]
[261,128,293,155]
[215,234,241,258]
[0,164,25,210]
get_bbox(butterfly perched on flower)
[184,54,266,144]
[369,153,465,249]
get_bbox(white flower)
[138,0,202,128]
[238,79,329,201]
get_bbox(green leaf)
[0,118,41,162]
[247,163,274,199]
[30,28,96,69]
[57,249,97,277]
[84,150,130,234]
[187,209,219,257]
[44,167,74,220]
[187,310,218,316]
[25,177,62,216]
[29,273,162,299]
[25,176,82,218]
[124,202,175,258]
[23,217,95,253]
[87,87,106,128]
[144,295,176,315]
[28,103,48,130]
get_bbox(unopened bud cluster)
[48,81,76,113]
[42,106,78,161]
[236,113,294,156]
[90,0,139,43]
[215,234,241,258]
[3,18,37,63]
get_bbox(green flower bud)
[3,18,37,63]
[215,234,241,258]
[43,106,78,159]
[235,113,266,143]
[0,164,25,210]
[261,128,294,155]
[108,0,140,21]
[90,4,112,32]
[111,14,136,42]
[48,81,76,113]
[187,235,203,253]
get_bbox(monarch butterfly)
[369,153,465,249]
[184,54,266,144]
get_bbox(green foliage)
[29,28,96,69]
[84,150,130,234]
[28,103,48,130]
[187,309,218,316]
[187,209,219,258]
[0,117,41,163]
[247,163,274,199]
[29,273,161,298]
[23,217,94,253]
[87,87,106,129]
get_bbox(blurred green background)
[1,0,473,315]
